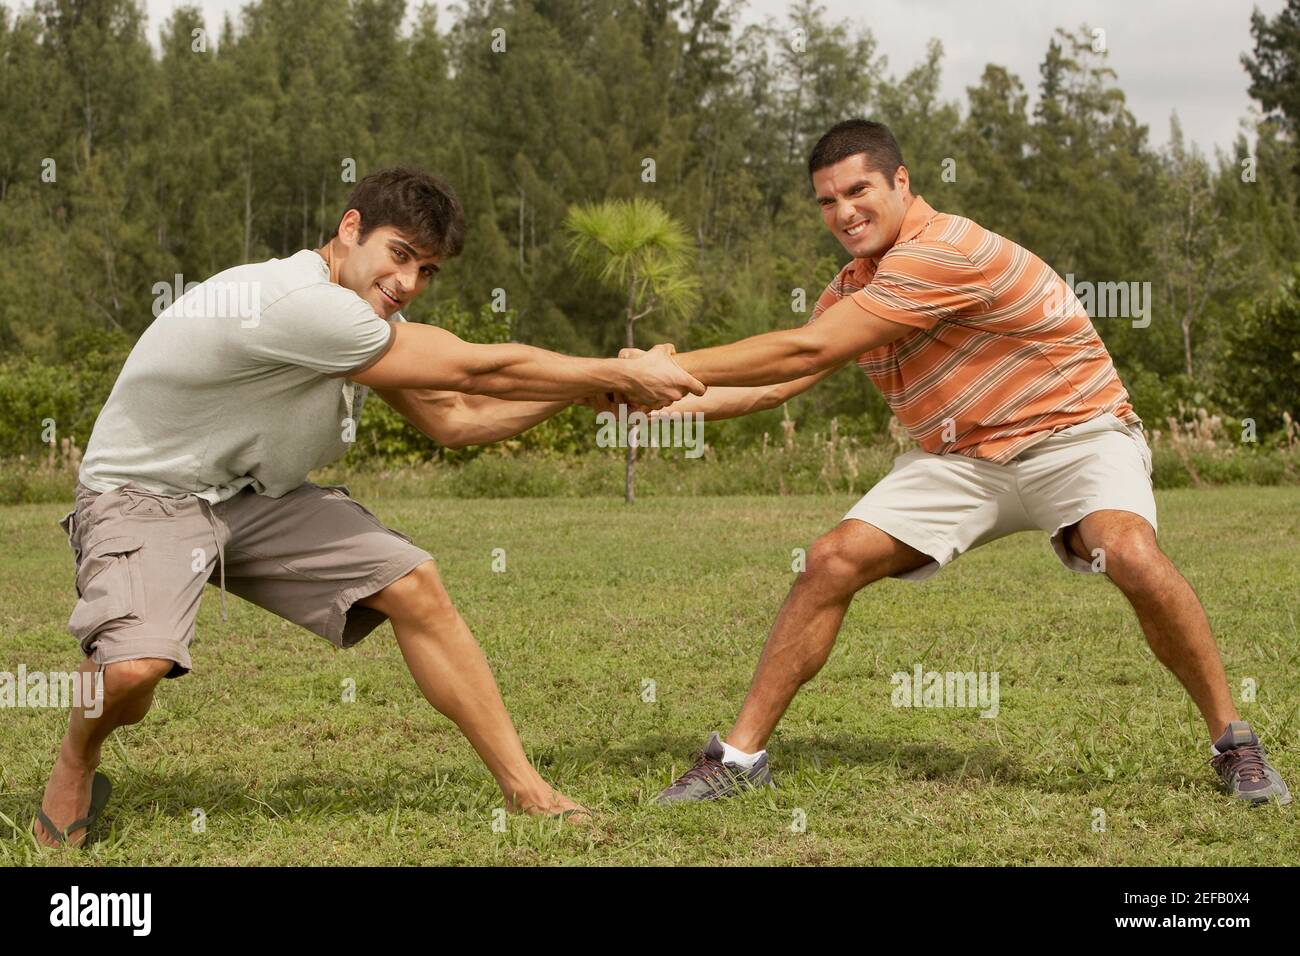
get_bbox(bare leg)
[727,520,931,753]
[360,561,586,819]
[1065,510,1237,739]
[36,656,174,847]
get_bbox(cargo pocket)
[119,487,180,517]
[67,535,145,645]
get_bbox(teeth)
[845,222,867,236]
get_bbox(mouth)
[843,219,870,239]
[376,282,402,308]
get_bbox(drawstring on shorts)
[197,498,228,622]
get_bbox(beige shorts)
[59,481,433,678]
[844,413,1157,580]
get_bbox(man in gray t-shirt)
[80,247,401,503]
[36,167,704,847]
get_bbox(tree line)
[2,0,1298,461]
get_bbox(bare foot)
[507,788,593,826]
[34,755,96,848]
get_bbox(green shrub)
[1218,265,1300,435]
[0,325,131,459]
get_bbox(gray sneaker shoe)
[1211,721,1292,805]
[657,732,774,804]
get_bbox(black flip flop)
[34,771,113,848]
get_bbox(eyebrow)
[391,238,440,272]
[816,180,873,203]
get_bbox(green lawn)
[2,488,1297,865]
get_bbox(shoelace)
[1211,743,1269,783]
[669,751,734,794]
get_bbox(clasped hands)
[578,344,702,415]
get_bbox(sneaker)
[1210,721,1292,805]
[656,732,774,804]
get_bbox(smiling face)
[813,153,912,261]
[330,209,441,318]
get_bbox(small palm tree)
[566,198,701,503]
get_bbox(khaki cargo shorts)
[58,481,434,678]
[844,412,1158,580]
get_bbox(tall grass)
[3,411,1297,506]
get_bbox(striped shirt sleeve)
[850,242,991,331]
[808,268,852,323]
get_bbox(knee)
[104,657,173,695]
[1096,527,1166,592]
[380,561,456,622]
[102,658,172,723]
[802,529,873,596]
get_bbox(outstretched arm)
[376,388,573,450]
[672,296,910,386]
[650,365,842,422]
[352,323,704,408]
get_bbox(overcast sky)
[142,0,1283,157]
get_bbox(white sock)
[721,740,764,768]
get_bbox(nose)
[836,200,859,227]
[393,266,418,294]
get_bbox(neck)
[315,240,341,284]
[868,193,917,266]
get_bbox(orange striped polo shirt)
[810,195,1140,463]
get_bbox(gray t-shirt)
[80,249,399,504]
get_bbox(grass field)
[2,487,1298,866]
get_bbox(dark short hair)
[330,166,466,258]
[808,120,905,186]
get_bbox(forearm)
[674,328,824,387]
[461,343,635,401]
[654,368,835,421]
[673,297,911,387]
[377,387,570,449]
[361,324,636,399]
[442,395,571,447]
[663,385,786,421]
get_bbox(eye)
[420,266,435,278]
[392,248,407,262]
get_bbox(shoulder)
[258,255,373,321]
[896,210,981,254]
[245,250,333,312]
[878,214,991,282]
[824,257,872,297]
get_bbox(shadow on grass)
[0,764,488,845]
[784,734,1022,783]
[544,732,1024,785]
[542,731,1205,797]
[4,739,1209,844]
[774,736,1219,796]
[3,738,1020,843]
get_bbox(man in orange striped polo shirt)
[649,119,1289,806]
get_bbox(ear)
[894,164,910,195]
[337,209,364,247]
